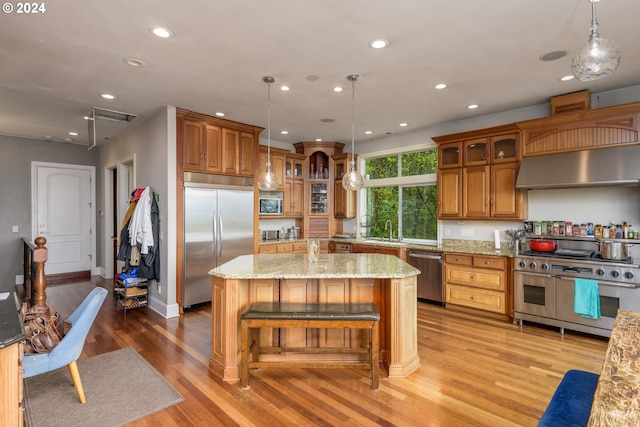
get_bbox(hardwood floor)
[42,278,608,426]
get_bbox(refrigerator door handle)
[217,213,223,258]
[212,210,218,255]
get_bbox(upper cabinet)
[515,99,640,157]
[258,146,287,192]
[177,109,263,177]
[434,124,526,220]
[332,153,356,219]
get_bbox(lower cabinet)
[444,253,512,320]
[0,342,24,427]
[351,243,407,262]
[258,241,307,254]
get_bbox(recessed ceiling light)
[69,132,78,136]
[123,57,146,67]
[83,116,92,121]
[100,93,115,100]
[333,87,343,93]
[467,104,479,110]
[320,118,335,123]
[368,38,389,49]
[399,123,408,127]
[539,50,567,62]
[150,26,173,38]
[435,83,447,90]
[64,138,73,142]
[280,85,290,91]
[559,75,575,82]
[315,138,323,142]
[280,130,288,135]
[364,131,373,135]
[215,112,225,117]
[306,75,319,81]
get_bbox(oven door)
[556,276,640,331]
[514,271,556,318]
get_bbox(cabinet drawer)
[444,253,472,266]
[445,284,506,314]
[277,243,293,253]
[444,265,505,291]
[292,241,307,253]
[473,256,506,270]
[259,244,277,254]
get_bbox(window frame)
[357,142,440,244]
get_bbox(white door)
[33,163,94,275]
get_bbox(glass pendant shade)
[258,76,280,191]
[571,1,621,82]
[342,161,364,191]
[342,74,364,191]
[257,162,279,191]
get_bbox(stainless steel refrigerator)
[183,174,254,308]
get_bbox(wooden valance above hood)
[515,101,640,157]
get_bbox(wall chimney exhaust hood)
[515,145,640,189]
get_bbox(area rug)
[24,347,184,427]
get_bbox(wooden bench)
[240,302,380,390]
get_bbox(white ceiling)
[1,0,639,147]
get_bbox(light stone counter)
[208,253,420,383]
[210,253,420,279]
[588,309,640,426]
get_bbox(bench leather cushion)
[241,302,380,321]
[538,369,599,427]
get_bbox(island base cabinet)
[0,342,23,427]
[209,275,420,382]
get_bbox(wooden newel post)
[32,236,48,307]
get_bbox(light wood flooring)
[41,278,609,426]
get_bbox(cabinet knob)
[470,275,475,280]
[485,261,490,265]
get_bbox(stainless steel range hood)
[516,145,640,189]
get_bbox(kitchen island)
[209,253,420,382]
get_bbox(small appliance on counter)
[262,230,279,240]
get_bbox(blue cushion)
[538,370,599,427]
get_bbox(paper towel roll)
[494,229,501,250]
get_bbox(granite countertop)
[588,309,640,426]
[0,292,26,348]
[210,253,420,280]
[259,237,516,257]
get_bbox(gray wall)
[0,135,99,292]
[98,106,177,317]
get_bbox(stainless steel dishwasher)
[408,250,444,306]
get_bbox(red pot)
[529,239,557,252]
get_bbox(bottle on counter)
[622,222,629,239]
[616,224,623,239]
[534,220,542,236]
[587,222,594,237]
[595,224,602,238]
[552,221,559,236]
[573,224,581,237]
[559,221,565,236]
[602,225,610,239]
[565,221,573,236]
[580,224,588,237]
[541,221,547,236]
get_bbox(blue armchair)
[22,287,108,404]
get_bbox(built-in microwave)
[259,197,283,215]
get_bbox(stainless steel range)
[514,247,640,337]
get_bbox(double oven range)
[514,247,640,338]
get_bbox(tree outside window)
[363,149,438,242]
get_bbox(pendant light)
[257,76,280,191]
[571,0,621,82]
[342,74,364,191]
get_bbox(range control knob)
[529,262,537,269]
[596,269,606,276]
[610,270,620,279]
[541,263,549,270]
[624,272,635,280]
[518,261,527,268]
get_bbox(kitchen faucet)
[385,220,393,241]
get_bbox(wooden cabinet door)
[292,179,304,216]
[490,162,523,219]
[281,279,314,347]
[259,151,286,191]
[249,279,279,346]
[463,165,489,218]
[334,180,355,219]
[238,131,255,177]
[204,124,222,173]
[437,168,462,218]
[222,128,239,175]
[318,279,350,347]
[182,118,204,171]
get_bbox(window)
[362,148,438,243]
